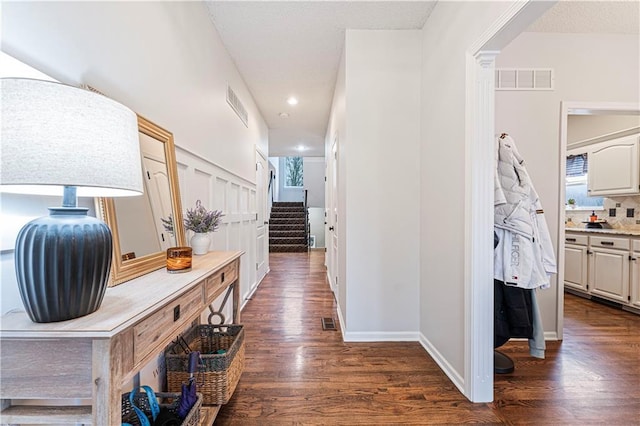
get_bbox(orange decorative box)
[166,247,192,273]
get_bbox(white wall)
[308,207,326,248]
[325,49,346,320]
[1,1,267,309]
[304,156,326,249]
[268,157,279,204]
[2,1,268,181]
[420,0,514,386]
[495,32,640,334]
[1,1,268,393]
[303,157,325,208]
[568,114,640,145]
[340,30,422,336]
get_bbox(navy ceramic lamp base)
[14,207,112,323]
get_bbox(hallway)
[216,252,640,425]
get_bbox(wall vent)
[82,84,107,97]
[226,85,249,127]
[495,68,554,91]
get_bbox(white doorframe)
[255,147,269,288]
[464,49,499,403]
[557,101,640,340]
[464,0,556,403]
[328,133,339,294]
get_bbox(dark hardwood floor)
[215,252,640,425]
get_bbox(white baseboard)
[334,306,465,397]
[326,270,335,293]
[418,332,465,396]
[240,268,269,311]
[336,302,346,336]
[333,299,419,342]
[343,330,420,342]
[510,331,559,342]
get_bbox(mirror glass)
[99,115,185,286]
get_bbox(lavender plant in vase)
[184,200,224,255]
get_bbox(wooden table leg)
[93,333,131,424]
[233,281,241,323]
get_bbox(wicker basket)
[121,390,202,426]
[166,324,245,405]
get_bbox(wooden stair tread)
[269,201,308,252]
[1,405,93,423]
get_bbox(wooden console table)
[1,251,243,425]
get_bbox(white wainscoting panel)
[230,183,240,214]
[214,177,228,210]
[241,187,249,212]
[193,169,213,207]
[175,147,260,321]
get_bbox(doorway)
[558,102,640,332]
[485,2,639,402]
[464,0,556,402]
[256,149,269,286]
[327,134,339,295]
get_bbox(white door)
[142,154,174,250]
[563,245,588,292]
[589,247,629,303]
[327,136,339,294]
[631,251,640,309]
[256,150,269,284]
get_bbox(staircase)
[269,202,308,252]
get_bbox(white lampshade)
[0,78,143,197]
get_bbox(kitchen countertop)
[565,227,640,237]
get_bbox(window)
[285,156,303,187]
[566,153,603,210]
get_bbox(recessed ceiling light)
[278,112,289,119]
[287,97,298,106]
[296,145,305,151]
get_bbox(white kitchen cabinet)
[564,231,639,312]
[630,240,640,309]
[630,256,640,309]
[588,134,640,196]
[589,238,630,303]
[564,233,589,292]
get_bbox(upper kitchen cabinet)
[588,133,640,196]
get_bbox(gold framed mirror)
[98,115,185,286]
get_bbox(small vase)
[190,232,210,255]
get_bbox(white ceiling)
[527,1,640,34]
[205,1,437,157]
[205,1,639,158]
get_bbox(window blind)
[566,153,588,177]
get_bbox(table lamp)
[0,78,143,323]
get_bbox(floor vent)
[321,317,337,331]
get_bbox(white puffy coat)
[494,135,557,289]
